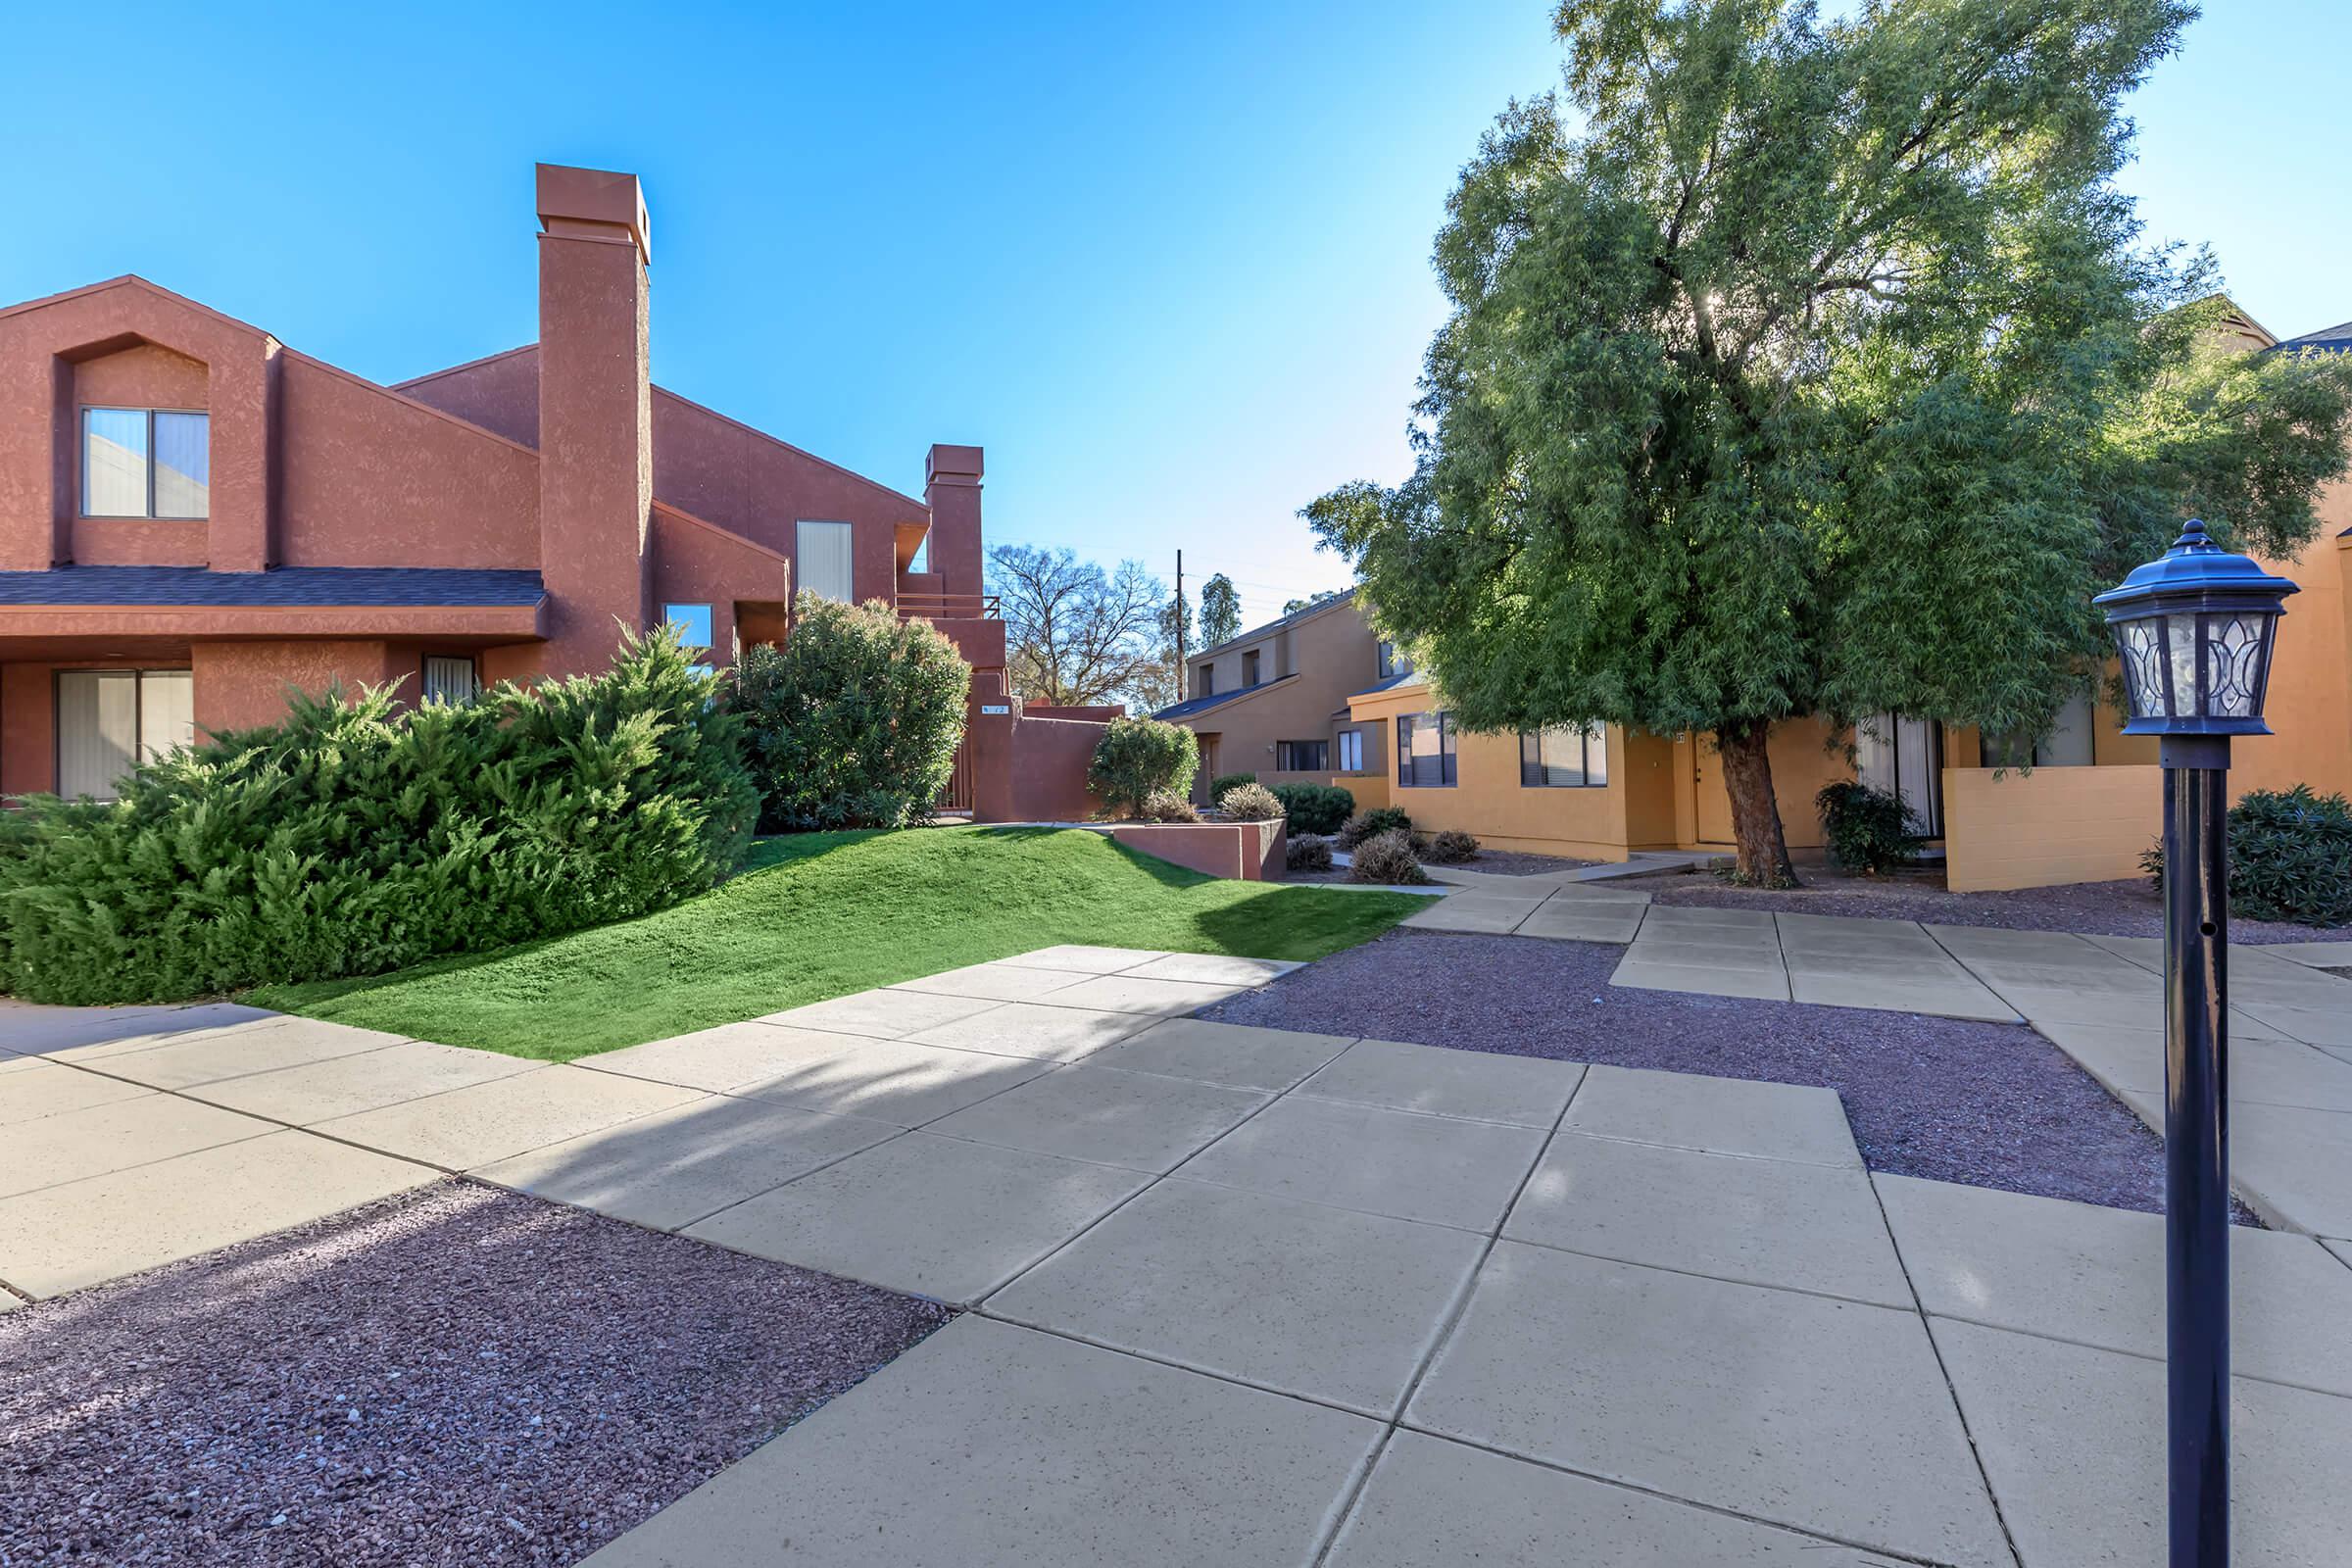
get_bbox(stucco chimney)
[923,443,984,598]
[534,163,653,675]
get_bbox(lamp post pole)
[2095,517,2298,1568]
[2160,732,2230,1568]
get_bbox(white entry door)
[1855,712,1943,837]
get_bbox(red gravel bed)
[1200,929,2256,1220]
[1629,867,2348,945]
[0,1181,950,1567]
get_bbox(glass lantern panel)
[2202,613,2268,718]
[2118,619,2169,718]
[2165,612,2201,719]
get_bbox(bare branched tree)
[988,545,1175,713]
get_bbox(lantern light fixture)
[2093,519,2297,736]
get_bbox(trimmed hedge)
[731,593,970,832]
[0,628,758,1005]
[1209,771,1258,800]
[1270,782,1353,836]
[2143,785,2352,928]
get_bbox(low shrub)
[1270,781,1353,836]
[731,592,970,832]
[1140,789,1200,822]
[1286,833,1334,872]
[0,628,758,1005]
[1348,829,1429,885]
[2142,785,2352,927]
[1089,716,1200,816]
[1209,771,1257,800]
[1218,781,1285,821]
[1816,780,1922,875]
[1337,806,1411,848]
[1423,829,1480,863]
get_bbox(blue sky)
[4,2,2344,630]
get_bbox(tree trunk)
[1716,720,1800,887]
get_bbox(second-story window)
[83,408,209,518]
[1244,649,1261,686]
[1199,664,1214,697]
[797,520,856,602]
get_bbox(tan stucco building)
[1155,591,1397,800]
[1329,309,2352,888]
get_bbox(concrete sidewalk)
[1388,899,2352,1243]
[11,946,2352,1564]
[569,1008,2350,1566]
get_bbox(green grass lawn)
[248,826,1420,1060]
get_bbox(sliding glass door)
[56,669,193,800]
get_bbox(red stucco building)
[0,164,1096,816]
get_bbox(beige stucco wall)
[1943,764,2163,891]
[1178,599,1385,800]
[1344,679,1656,859]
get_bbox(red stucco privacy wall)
[1109,819,1287,881]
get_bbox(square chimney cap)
[536,164,651,264]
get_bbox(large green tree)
[1200,572,1244,649]
[1308,0,2352,883]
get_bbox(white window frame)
[81,407,210,519]
[1337,729,1364,772]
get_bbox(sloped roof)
[2269,319,2352,356]
[1152,672,1299,723]
[0,566,546,607]
[1347,668,1425,699]
[1193,587,1358,662]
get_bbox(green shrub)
[0,628,757,1005]
[1423,829,1480,863]
[731,593,970,832]
[1209,771,1258,799]
[1287,833,1334,872]
[1349,829,1428,885]
[2142,785,2352,927]
[1089,716,1200,816]
[1218,781,1285,821]
[1337,806,1411,848]
[1271,781,1354,835]
[1816,780,1922,875]
[1140,789,1199,822]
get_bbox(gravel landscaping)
[1200,928,2248,1219]
[1621,865,2350,945]
[1439,848,1601,876]
[0,1181,950,1567]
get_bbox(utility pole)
[1174,548,1186,701]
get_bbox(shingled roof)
[2268,319,2352,357]
[0,566,547,607]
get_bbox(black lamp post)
[2093,518,2297,1568]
